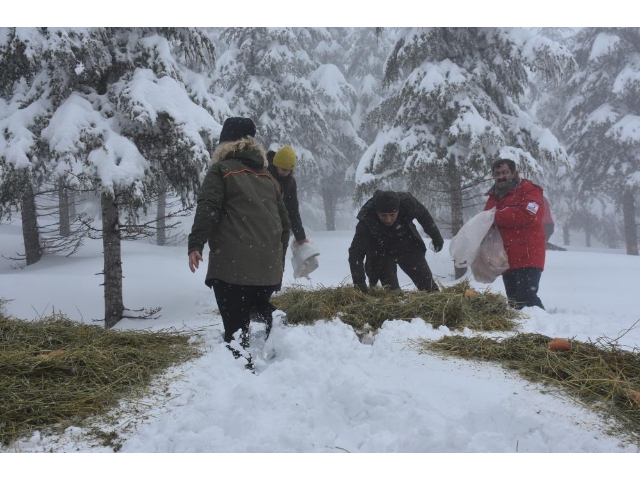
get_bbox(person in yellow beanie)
[273,145,296,170]
[267,146,308,247]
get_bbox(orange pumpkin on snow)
[549,338,571,352]
[628,388,640,405]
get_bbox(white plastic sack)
[291,239,320,279]
[449,208,496,268]
[470,225,510,283]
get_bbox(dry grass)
[0,309,202,446]
[272,279,521,333]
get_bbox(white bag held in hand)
[470,225,510,283]
[449,208,496,268]
[291,239,320,279]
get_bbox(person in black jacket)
[348,190,444,292]
[267,146,308,247]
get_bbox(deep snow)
[1,221,639,466]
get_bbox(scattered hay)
[419,332,640,443]
[272,279,520,333]
[0,311,202,447]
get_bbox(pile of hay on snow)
[272,279,520,333]
[419,332,640,443]
[0,311,202,447]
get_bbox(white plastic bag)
[291,239,320,279]
[449,208,496,268]
[470,225,510,283]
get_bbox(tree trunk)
[58,180,71,237]
[585,226,591,248]
[322,185,336,231]
[67,190,77,221]
[101,192,124,329]
[21,184,42,266]
[562,223,570,246]
[622,189,639,256]
[156,175,167,246]
[447,159,466,279]
[68,189,77,219]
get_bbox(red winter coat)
[484,179,546,271]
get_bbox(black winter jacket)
[267,162,306,242]
[348,191,443,286]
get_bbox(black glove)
[355,283,368,294]
[432,237,444,253]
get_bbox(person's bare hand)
[189,251,203,273]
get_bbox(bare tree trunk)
[68,189,76,219]
[156,175,167,246]
[101,192,124,329]
[585,225,591,248]
[322,185,336,231]
[622,189,639,256]
[447,159,466,279]
[58,180,71,237]
[563,223,570,246]
[21,184,42,266]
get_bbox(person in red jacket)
[484,159,545,310]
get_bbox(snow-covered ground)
[1,221,639,473]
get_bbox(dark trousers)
[366,250,439,292]
[211,279,277,343]
[502,267,544,310]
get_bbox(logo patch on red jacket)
[526,202,540,215]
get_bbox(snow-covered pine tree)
[343,27,398,146]
[310,61,364,230]
[561,28,640,255]
[355,28,575,264]
[0,28,57,265]
[1,27,227,328]
[530,28,582,247]
[302,27,365,229]
[214,27,364,230]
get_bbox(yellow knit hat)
[273,145,296,170]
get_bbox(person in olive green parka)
[188,117,290,366]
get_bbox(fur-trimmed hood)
[211,137,268,168]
